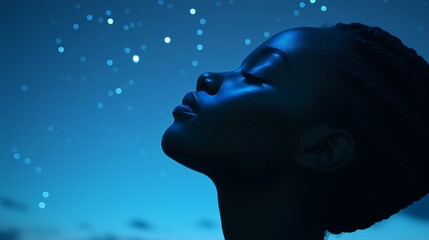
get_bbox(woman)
[161,22,429,240]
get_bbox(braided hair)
[322,23,429,234]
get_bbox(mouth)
[172,92,201,119]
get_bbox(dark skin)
[162,27,379,240]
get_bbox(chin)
[161,124,207,173]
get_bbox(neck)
[212,174,325,240]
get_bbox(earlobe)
[293,130,356,172]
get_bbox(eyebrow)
[259,47,290,67]
[242,46,290,69]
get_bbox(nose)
[196,72,222,95]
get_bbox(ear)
[293,128,356,172]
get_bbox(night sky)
[1,1,428,240]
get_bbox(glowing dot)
[73,23,79,30]
[80,56,86,62]
[13,153,20,160]
[190,8,196,15]
[126,106,133,111]
[35,167,42,174]
[124,47,131,54]
[107,18,114,24]
[42,191,49,198]
[128,79,135,85]
[197,44,203,50]
[97,102,104,109]
[139,149,147,156]
[133,55,140,63]
[86,15,93,21]
[98,17,104,23]
[140,44,147,50]
[106,59,113,66]
[197,29,203,35]
[300,2,306,7]
[263,31,270,38]
[293,10,300,16]
[158,0,164,5]
[200,18,206,25]
[24,157,31,164]
[310,0,316,3]
[216,1,222,7]
[244,39,251,45]
[21,85,29,92]
[58,47,64,53]
[47,125,54,132]
[164,37,171,43]
[192,60,199,67]
[55,38,61,44]
[38,202,46,209]
[417,25,425,32]
[321,5,327,11]
[105,9,112,16]
[129,22,135,28]
[115,88,122,94]
[123,25,129,31]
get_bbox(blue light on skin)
[197,29,203,36]
[24,157,31,164]
[97,102,104,109]
[58,47,64,53]
[35,167,42,174]
[80,56,86,62]
[128,79,135,86]
[192,60,199,67]
[244,39,251,45]
[197,44,203,51]
[21,84,29,91]
[321,5,327,11]
[200,18,206,25]
[115,88,122,94]
[55,38,61,44]
[264,32,270,38]
[47,125,54,132]
[124,47,131,54]
[13,153,20,160]
[140,44,147,50]
[123,25,130,31]
[86,15,93,21]
[39,202,46,209]
[107,18,114,24]
[107,59,113,66]
[310,0,316,3]
[300,2,306,8]
[190,8,196,15]
[294,10,300,16]
[105,9,112,16]
[164,37,171,43]
[73,23,79,30]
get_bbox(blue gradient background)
[0,1,428,240]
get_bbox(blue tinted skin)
[162,28,367,240]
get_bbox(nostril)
[196,72,221,95]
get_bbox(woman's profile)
[161,22,429,240]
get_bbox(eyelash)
[241,71,265,87]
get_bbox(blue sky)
[1,0,428,240]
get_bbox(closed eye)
[241,70,267,87]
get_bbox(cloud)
[0,197,28,212]
[0,229,20,240]
[196,219,217,230]
[129,219,152,231]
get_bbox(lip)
[181,92,201,113]
[172,92,201,120]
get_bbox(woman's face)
[162,27,359,179]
